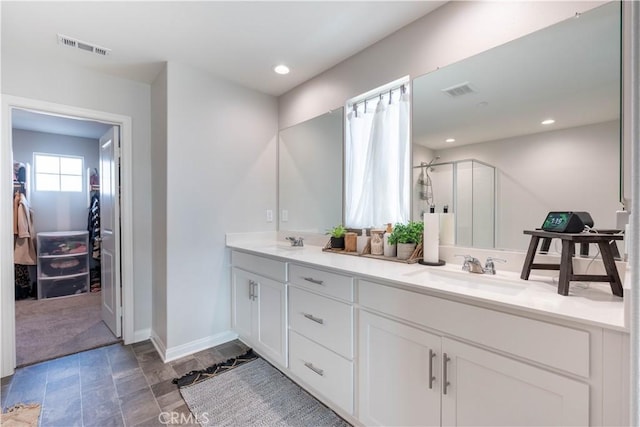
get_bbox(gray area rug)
[15,292,120,366]
[180,358,349,426]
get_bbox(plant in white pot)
[387,221,424,260]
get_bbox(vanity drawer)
[359,280,590,378]
[231,251,286,282]
[288,264,353,302]
[289,287,353,359]
[289,330,354,415]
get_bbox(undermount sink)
[405,268,527,296]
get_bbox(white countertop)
[226,235,627,332]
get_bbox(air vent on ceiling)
[441,82,476,97]
[57,34,111,56]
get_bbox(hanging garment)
[14,264,32,300]
[87,193,101,260]
[14,193,36,266]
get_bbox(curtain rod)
[349,83,408,114]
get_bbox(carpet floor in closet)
[15,292,120,367]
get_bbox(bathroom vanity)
[227,236,628,427]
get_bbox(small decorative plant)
[387,221,424,245]
[327,224,347,238]
[326,224,347,249]
[388,221,423,259]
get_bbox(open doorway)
[11,109,121,366]
[1,96,135,378]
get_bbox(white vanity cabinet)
[227,243,628,427]
[231,251,287,367]
[287,264,355,415]
[358,280,590,426]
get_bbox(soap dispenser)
[357,229,370,254]
[383,223,396,257]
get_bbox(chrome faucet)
[285,237,304,247]
[484,257,506,275]
[456,255,506,274]
[457,255,485,273]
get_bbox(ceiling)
[1,1,444,97]
[12,109,113,139]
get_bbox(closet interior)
[11,109,118,367]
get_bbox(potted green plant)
[388,221,424,260]
[326,224,347,249]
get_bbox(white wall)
[12,129,99,234]
[2,52,153,336]
[434,121,620,250]
[162,62,278,351]
[279,1,605,129]
[151,65,168,347]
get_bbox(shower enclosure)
[413,159,496,248]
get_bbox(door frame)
[1,95,134,377]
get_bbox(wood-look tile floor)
[1,339,250,426]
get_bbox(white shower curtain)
[346,89,410,228]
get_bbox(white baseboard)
[133,328,151,343]
[152,330,238,363]
[149,330,168,362]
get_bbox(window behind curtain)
[34,153,84,192]
[345,78,411,229]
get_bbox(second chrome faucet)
[456,255,506,274]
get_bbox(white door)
[99,127,121,337]
[255,276,286,366]
[231,268,254,340]
[441,338,589,426]
[359,311,441,426]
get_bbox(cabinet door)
[441,338,589,426]
[255,276,287,367]
[359,311,441,426]
[231,268,254,341]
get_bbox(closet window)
[34,153,84,192]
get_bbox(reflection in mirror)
[278,108,343,233]
[414,159,495,248]
[412,2,620,251]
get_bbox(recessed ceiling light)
[274,65,290,75]
[541,119,555,125]
[445,138,456,143]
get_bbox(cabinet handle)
[303,277,324,285]
[303,361,324,377]
[443,352,451,395]
[303,313,324,325]
[249,280,257,301]
[428,349,436,389]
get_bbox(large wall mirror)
[412,1,621,251]
[278,108,343,233]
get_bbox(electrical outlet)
[281,209,289,222]
[266,209,273,222]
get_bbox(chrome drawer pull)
[443,353,451,395]
[303,313,324,325]
[304,361,324,377]
[428,349,436,389]
[303,277,324,285]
